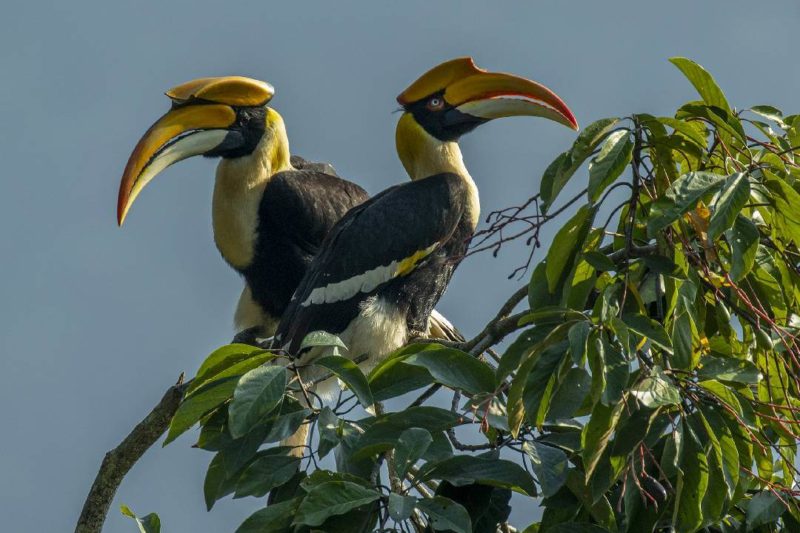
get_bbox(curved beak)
[117,104,237,225]
[444,71,578,131]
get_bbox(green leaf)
[697,356,761,384]
[419,455,537,496]
[673,419,708,532]
[582,251,616,272]
[394,428,433,478]
[165,377,238,445]
[588,129,633,202]
[522,342,568,426]
[235,498,300,533]
[699,404,739,499]
[368,345,435,401]
[750,105,787,129]
[709,172,750,240]
[647,171,728,234]
[293,481,380,527]
[622,313,673,351]
[523,441,568,498]
[120,505,160,533]
[601,342,628,406]
[417,496,472,533]
[189,344,273,394]
[388,493,417,522]
[314,355,374,408]
[545,206,593,293]
[669,57,732,115]
[540,118,620,211]
[726,215,759,282]
[299,330,347,352]
[353,407,462,459]
[405,346,497,395]
[546,367,591,421]
[582,400,623,479]
[746,491,786,531]
[228,365,287,438]
[630,366,681,408]
[234,454,300,498]
[508,321,577,436]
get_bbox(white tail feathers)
[427,309,465,342]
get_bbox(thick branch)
[75,375,187,533]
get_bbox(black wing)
[275,173,468,353]
[244,169,369,320]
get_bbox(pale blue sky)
[2,1,800,531]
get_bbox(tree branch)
[75,374,188,533]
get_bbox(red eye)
[427,97,444,111]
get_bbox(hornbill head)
[395,57,578,167]
[117,76,275,225]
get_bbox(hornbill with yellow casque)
[275,58,578,398]
[117,76,462,343]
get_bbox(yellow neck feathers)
[213,108,293,269]
[395,113,480,228]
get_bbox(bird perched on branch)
[276,57,578,395]
[117,76,369,340]
[117,76,461,344]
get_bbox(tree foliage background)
[131,58,800,532]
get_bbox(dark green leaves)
[726,216,759,281]
[648,171,728,234]
[673,420,708,532]
[746,491,786,530]
[405,346,497,394]
[419,455,537,496]
[235,499,300,533]
[417,496,472,533]
[708,172,750,239]
[293,481,380,527]
[697,356,761,384]
[394,428,433,478]
[588,130,633,202]
[228,365,287,438]
[523,441,568,497]
[165,378,238,445]
[234,453,300,498]
[314,355,374,407]
[540,118,620,211]
[545,206,595,293]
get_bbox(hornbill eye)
[426,97,444,111]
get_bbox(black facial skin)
[404,90,488,142]
[204,106,267,159]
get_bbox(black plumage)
[276,173,472,354]
[239,162,369,329]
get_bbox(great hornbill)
[117,76,461,342]
[275,58,578,394]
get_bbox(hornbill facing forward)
[117,76,461,342]
[275,58,578,394]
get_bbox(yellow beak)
[117,104,236,225]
